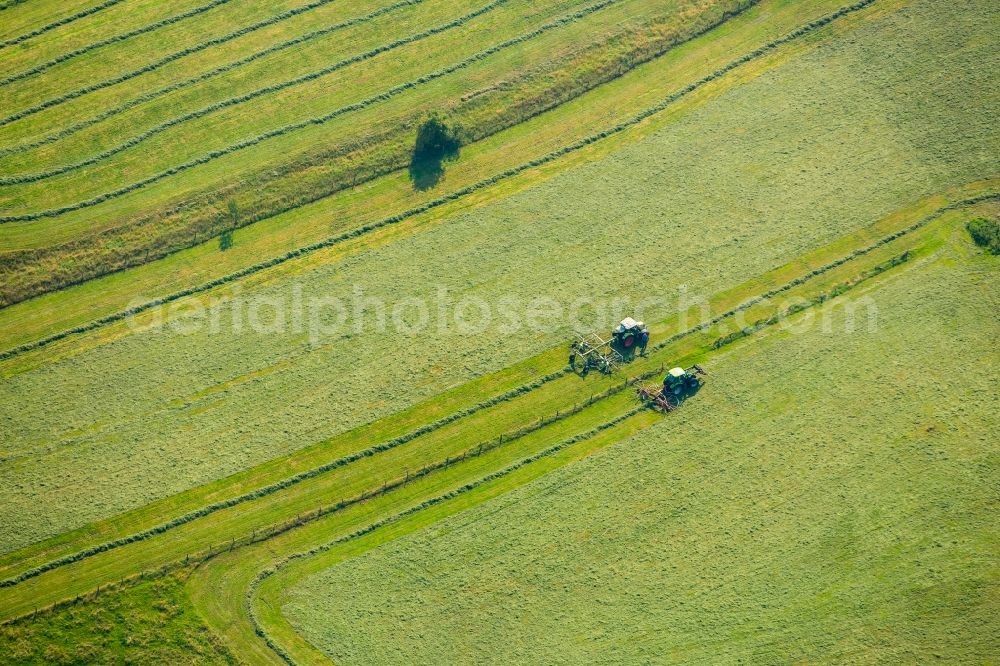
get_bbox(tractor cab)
[610,317,649,357]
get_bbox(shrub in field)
[410,116,461,189]
[966,217,1000,254]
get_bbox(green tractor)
[637,364,706,411]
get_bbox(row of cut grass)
[0,0,126,49]
[0,0,427,155]
[0,0,757,305]
[0,0,242,86]
[0,0,629,218]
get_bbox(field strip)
[248,406,647,665]
[0,0,624,219]
[0,0,427,137]
[0,0,884,352]
[0,191,984,620]
[0,0,126,49]
[0,0,242,88]
[0,0,521,184]
[0,368,571,588]
[246,236,980,663]
[237,239,959,664]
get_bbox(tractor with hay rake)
[571,317,707,411]
[569,317,648,375]
[636,365,707,411]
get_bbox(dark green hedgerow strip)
[0,367,571,588]
[246,405,647,665]
[0,0,513,185]
[0,0,125,49]
[0,0,933,365]
[0,0,425,137]
[0,0,238,88]
[0,0,621,215]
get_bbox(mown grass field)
[274,231,1000,664]
[0,571,236,665]
[1,0,995,555]
[0,0,997,662]
[0,0,751,306]
[0,180,990,625]
[0,0,858,349]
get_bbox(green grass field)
[0,0,996,662]
[275,231,999,664]
[0,0,749,306]
[1,0,994,555]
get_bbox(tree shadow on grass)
[409,156,448,191]
[409,116,460,191]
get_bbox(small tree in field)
[414,116,460,163]
[219,200,239,251]
[966,217,1000,255]
[410,116,460,190]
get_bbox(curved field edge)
[269,233,999,664]
[0,0,884,360]
[238,208,998,665]
[0,186,990,623]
